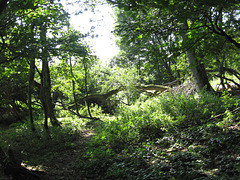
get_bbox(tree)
[108,0,240,91]
[179,21,213,91]
[0,0,78,129]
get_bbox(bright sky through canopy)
[62,1,119,64]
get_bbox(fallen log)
[136,84,170,92]
[162,77,184,87]
[70,85,170,107]
[73,85,170,106]
[78,87,124,105]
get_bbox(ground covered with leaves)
[1,92,240,179]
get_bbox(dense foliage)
[0,0,240,179]
[109,0,240,90]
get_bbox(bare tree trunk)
[180,21,213,92]
[83,58,92,118]
[40,25,61,128]
[28,57,37,133]
[219,54,226,91]
[69,57,79,115]
[28,25,37,133]
[72,80,79,114]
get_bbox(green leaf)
[137,34,143,39]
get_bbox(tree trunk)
[180,21,213,92]
[28,58,37,133]
[162,58,174,81]
[219,54,226,91]
[69,57,79,115]
[28,25,37,133]
[40,25,61,127]
[83,58,92,118]
[72,80,79,114]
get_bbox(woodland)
[0,0,240,179]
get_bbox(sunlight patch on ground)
[21,163,45,172]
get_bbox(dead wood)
[75,85,170,106]
[78,87,124,105]
[58,100,101,121]
[64,84,171,114]
[209,107,240,121]
[162,77,184,87]
[136,84,170,92]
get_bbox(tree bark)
[83,58,92,118]
[180,21,213,92]
[40,25,61,128]
[69,57,79,115]
[28,57,37,133]
[219,54,226,91]
[28,25,37,133]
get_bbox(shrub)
[91,91,239,151]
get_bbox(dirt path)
[42,129,94,180]
[0,129,95,180]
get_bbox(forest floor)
[42,129,95,179]
[1,93,240,179]
[0,125,96,180]
[1,121,240,180]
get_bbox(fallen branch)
[162,77,184,86]
[75,87,124,106]
[65,84,170,112]
[139,88,159,96]
[136,84,170,92]
[58,100,101,121]
[209,107,240,121]
[69,85,170,109]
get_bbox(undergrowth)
[0,119,82,166]
[80,92,240,179]
[1,91,240,179]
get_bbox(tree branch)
[58,100,101,121]
[205,8,240,49]
[222,67,240,80]
[209,107,240,121]
[214,74,240,87]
